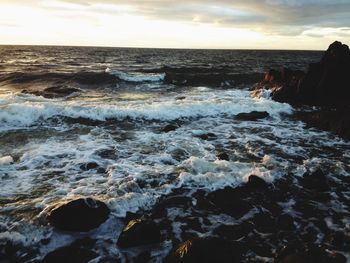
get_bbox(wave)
[0,89,292,129]
[106,68,165,83]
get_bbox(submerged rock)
[47,198,110,232]
[117,219,161,248]
[165,237,243,263]
[235,111,269,121]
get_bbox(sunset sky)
[0,0,349,49]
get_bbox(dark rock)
[80,162,99,171]
[300,168,329,192]
[117,219,161,248]
[252,41,350,108]
[246,175,268,189]
[165,237,243,263]
[217,152,229,161]
[276,214,295,231]
[328,252,347,263]
[194,133,217,140]
[251,212,275,233]
[134,251,152,263]
[47,198,110,232]
[42,238,97,263]
[294,109,350,140]
[235,111,269,121]
[213,222,253,240]
[161,124,179,133]
[208,187,252,217]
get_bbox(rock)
[252,41,350,107]
[276,214,295,231]
[42,238,97,263]
[194,133,217,140]
[217,152,229,161]
[117,219,161,248]
[300,168,329,192]
[235,111,269,121]
[161,124,179,133]
[47,198,110,232]
[80,162,99,171]
[165,237,243,263]
[208,188,252,218]
[294,109,350,140]
[213,223,253,240]
[246,175,268,188]
[251,212,275,233]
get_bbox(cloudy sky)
[0,0,349,49]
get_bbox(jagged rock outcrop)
[252,41,350,107]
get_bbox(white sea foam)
[109,69,165,82]
[0,155,13,165]
[0,89,292,129]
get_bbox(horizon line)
[0,43,325,52]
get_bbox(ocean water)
[0,46,349,262]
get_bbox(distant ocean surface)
[0,46,349,262]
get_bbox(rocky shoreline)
[1,42,349,263]
[252,41,350,140]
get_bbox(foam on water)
[0,86,349,261]
[0,89,292,129]
[107,68,165,83]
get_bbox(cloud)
[40,0,350,36]
[3,0,350,36]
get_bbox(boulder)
[246,175,268,189]
[42,238,97,263]
[300,169,329,192]
[165,237,243,263]
[235,111,269,121]
[217,152,229,161]
[47,198,110,232]
[117,219,161,248]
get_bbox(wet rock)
[42,238,97,263]
[161,124,179,133]
[213,223,253,240]
[80,162,99,171]
[217,152,229,161]
[47,198,110,232]
[300,169,329,192]
[117,219,161,248]
[253,41,350,107]
[134,251,152,263]
[194,133,217,140]
[0,242,38,263]
[276,214,295,231]
[235,111,269,121]
[208,187,252,217]
[165,237,243,263]
[294,109,350,140]
[251,212,275,233]
[246,175,268,189]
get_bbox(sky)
[0,0,349,50]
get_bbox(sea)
[0,46,349,262]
